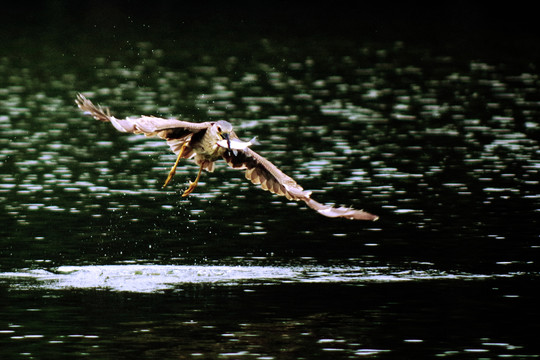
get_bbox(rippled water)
[1,17,540,359]
[4,264,520,293]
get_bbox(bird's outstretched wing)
[223,148,379,221]
[76,94,378,221]
[75,93,210,156]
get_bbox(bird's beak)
[222,132,231,150]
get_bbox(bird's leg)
[182,164,203,197]
[162,142,188,188]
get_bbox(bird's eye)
[217,126,222,132]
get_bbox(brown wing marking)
[223,148,379,221]
[223,148,310,201]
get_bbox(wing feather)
[76,93,209,157]
[223,148,378,220]
[224,148,308,200]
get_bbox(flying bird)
[75,94,378,221]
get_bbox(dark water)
[1,6,540,359]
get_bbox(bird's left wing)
[223,147,310,201]
[222,147,379,220]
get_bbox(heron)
[75,94,378,221]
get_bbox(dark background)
[2,1,540,62]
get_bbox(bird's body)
[75,94,378,221]
[188,121,229,170]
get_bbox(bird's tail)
[75,93,113,123]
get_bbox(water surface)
[1,17,540,359]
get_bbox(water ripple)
[1,265,534,293]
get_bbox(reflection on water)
[1,34,540,359]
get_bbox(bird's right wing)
[75,93,210,157]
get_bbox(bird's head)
[213,120,233,150]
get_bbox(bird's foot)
[162,169,176,188]
[181,180,198,197]
[181,164,203,197]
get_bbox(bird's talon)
[182,184,196,197]
[162,173,175,188]
[182,164,203,197]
